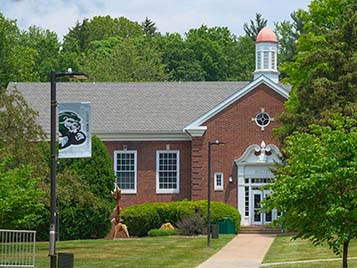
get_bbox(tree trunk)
[342,239,350,268]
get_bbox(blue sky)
[2,0,311,40]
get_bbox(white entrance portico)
[235,141,282,226]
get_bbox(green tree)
[61,16,143,54]
[228,35,255,81]
[21,26,60,81]
[57,135,115,201]
[265,115,357,268]
[0,87,47,175]
[0,158,45,230]
[185,25,238,81]
[155,33,205,81]
[274,11,305,75]
[243,13,267,41]
[141,17,159,37]
[0,13,39,85]
[80,36,167,82]
[277,0,357,141]
[55,170,111,239]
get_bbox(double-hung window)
[114,150,137,194]
[214,172,224,191]
[156,150,180,194]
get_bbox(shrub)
[49,135,115,240]
[121,200,241,237]
[176,214,205,236]
[147,228,176,237]
[121,203,161,237]
[0,159,46,230]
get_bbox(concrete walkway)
[196,234,276,268]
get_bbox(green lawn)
[264,259,357,268]
[263,235,357,268]
[35,235,234,268]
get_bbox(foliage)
[56,170,111,240]
[276,0,357,141]
[0,13,60,85]
[274,11,305,77]
[176,214,205,236]
[121,200,240,237]
[229,35,255,81]
[147,228,177,237]
[156,25,254,81]
[57,135,115,202]
[265,115,357,268]
[62,16,143,54]
[50,135,116,239]
[141,17,159,37]
[0,87,48,176]
[243,13,268,41]
[155,33,205,81]
[0,158,45,229]
[80,36,167,82]
[185,25,237,81]
[20,26,60,81]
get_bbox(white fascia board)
[184,76,289,131]
[183,126,207,137]
[97,132,192,141]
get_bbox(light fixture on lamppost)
[49,69,88,268]
[207,140,225,248]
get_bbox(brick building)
[13,27,289,226]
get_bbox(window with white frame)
[114,150,137,194]
[214,172,224,191]
[156,151,179,194]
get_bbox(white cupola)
[253,27,279,83]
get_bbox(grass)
[263,235,357,268]
[35,235,235,268]
[265,259,357,268]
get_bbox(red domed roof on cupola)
[256,27,278,43]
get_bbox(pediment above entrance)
[235,141,282,165]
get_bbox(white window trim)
[214,172,224,191]
[156,150,180,194]
[114,150,137,194]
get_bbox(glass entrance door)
[252,190,262,224]
[251,189,272,225]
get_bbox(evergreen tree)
[141,17,158,37]
[243,13,267,41]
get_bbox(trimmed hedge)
[121,200,241,237]
[147,229,177,237]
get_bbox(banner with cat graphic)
[58,102,91,158]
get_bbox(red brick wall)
[191,84,286,208]
[103,141,192,208]
[102,84,286,209]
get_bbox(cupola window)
[263,51,269,69]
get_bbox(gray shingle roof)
[9,81,290,135]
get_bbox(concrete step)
[239,225,283,234]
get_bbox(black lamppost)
[50,70,88,268]
[207,140,225,248]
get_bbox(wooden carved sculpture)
[106,185,130,239]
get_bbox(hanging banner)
[58,102,91,158]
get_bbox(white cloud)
[1,0,310,40]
